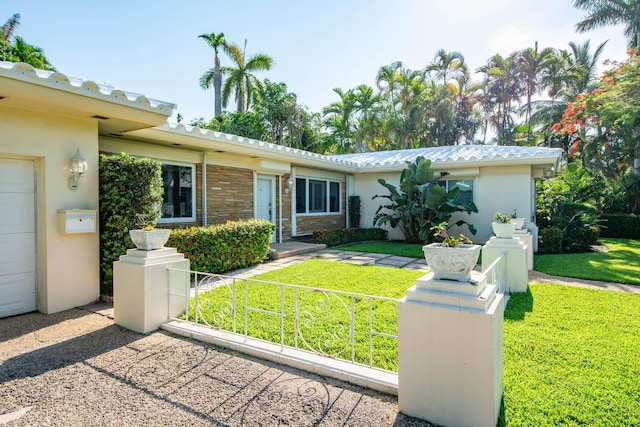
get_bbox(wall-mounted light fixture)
[542,166,555,179]
[284,178,294,194]
[68,148,88,190]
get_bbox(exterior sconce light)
[68,148,88,190]
[285,178,294,194]
[543,166,555,179]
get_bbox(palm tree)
[220,41,273,112]
[11,36,55,70]
[1,13,20,41]
[425,49,466,86]
[375,61,404,107]
[517,42,557,140]
[478,53,522,145]
[199,32,228,117]
[567,39,608,95]
[572,0,640,50]
[322,87,358,153]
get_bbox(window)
[295,177,341,214]
[439,178,474,204]
[158,163,195,222]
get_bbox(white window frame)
[438,178,476,204]
[157,161,197,224]
[295,177,342,216]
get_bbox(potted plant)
[492,212,517,238]
[510,209,525,230]
[129,224,171,251]
[422,222,481,282]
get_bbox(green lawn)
[333,241,424,258]
[534,238,640,285]
[503,285,640,426]
[189,257,640,426]
[187,259,423,371]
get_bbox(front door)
[256,176,276,242]
[0,158,36,318]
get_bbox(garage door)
[0,158,36,317]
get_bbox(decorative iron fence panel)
[167,269,399,372]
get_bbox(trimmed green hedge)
[99,153,163,295]
[312,227,388,247]
[168,220,275,273]
[599,214,640,239]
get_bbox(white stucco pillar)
[514,229,534,270]
[482,237,529,293]
[398,273,504,427]
[114,247,189,334]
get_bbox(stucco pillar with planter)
[482,237,528,293]
[113,247,189,334]
[398,272,504,427]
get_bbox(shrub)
[168,219,274,273]
[539,227,563,254]
[99,153,163,295]
[313,227,388,247]
[373,156,477,243]
[348,195,361,228]
[599,214,640,239]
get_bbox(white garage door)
[0,158,36,317]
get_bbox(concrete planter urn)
[129,229,171,251]
[422,243,482,282]
[492,222,517,238]
[511,217,526,229]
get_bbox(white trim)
[295,176,342,216]
[157,160,197,224]
[256,174,277,242]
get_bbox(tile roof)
[0,61,175,116]
[329,145,562,168]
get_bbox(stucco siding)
[0,105,100,313]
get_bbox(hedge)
[99,153,163,295]
[599,213,640,239]
[168,219,275,273]
[312,227,388,247]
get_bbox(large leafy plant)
[372,156,477,243]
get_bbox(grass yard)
[188,257,640,425]
[333,240,424,258]
[534,238,640,285]
[503,284,640,426]
[186,259,423,371]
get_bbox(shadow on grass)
[504,286,534,321]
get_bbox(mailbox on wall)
[58,209,97,234]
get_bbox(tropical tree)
[425,49,466,86]
[199,32,228,117]
[321,87,358,153]
[0,13,55,71]
[517,42,557,140]
[1,13,20,41]
[478,53,522,144]
[572,0,640,50]
[220,41,273,112]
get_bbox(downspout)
[291,167,297,237]
[202,152,207,226]
[278,175,283,243]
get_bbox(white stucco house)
[0,61,562,317]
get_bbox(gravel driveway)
[0,309,430,426]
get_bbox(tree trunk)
[213,71,222,117]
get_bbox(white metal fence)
[167,268,399,372]
[482,251,507,293]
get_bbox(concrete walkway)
[0,309,428,426]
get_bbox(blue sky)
[1,1,629,123]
